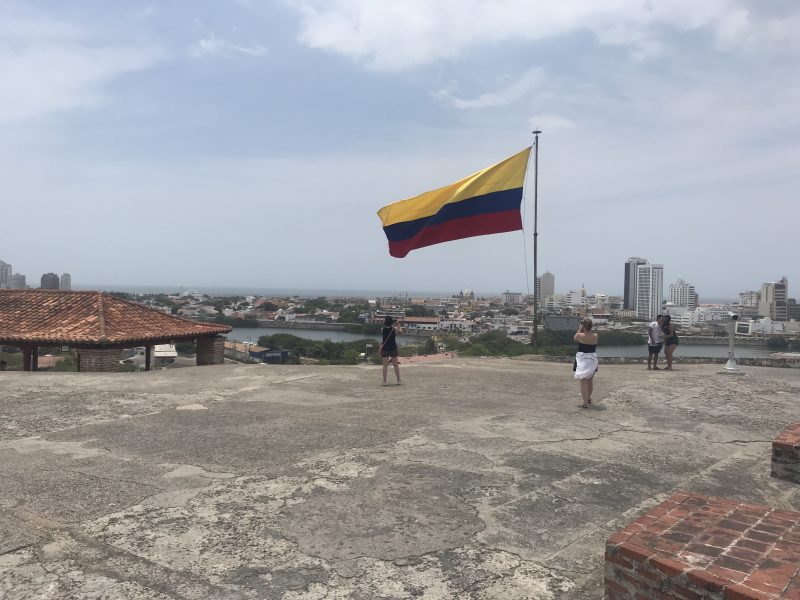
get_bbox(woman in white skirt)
[573,318,598,408]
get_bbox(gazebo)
[0,289,232,372]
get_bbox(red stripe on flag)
[388,210,522,258]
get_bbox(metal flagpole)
[532,130,541,353]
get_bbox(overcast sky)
[1,1,798,298]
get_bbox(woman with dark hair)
[380,316,403,386]
[573,318,598,408]
[661,315,679,370]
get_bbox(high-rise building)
[501,291,522,305]
[636,263,664,321]
[537,271,555,299]
[60,273,71,290]
[669,278,697,310]
[788,298,800,321]
[40,273,60,289]
[0,260,11,288]
[624,257,647,310]
[758,277,788,321]
[739,290,760,306]
[11,273,26,289]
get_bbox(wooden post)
[32,346,39,371]
[19,344,38,371]
[145,345,152,372]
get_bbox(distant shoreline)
[252,321,433,338]
[74,284,737,304]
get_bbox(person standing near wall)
[647,315,665,370]
[380,316,402,386]
[573,318,599,408]
[662,315,679,370]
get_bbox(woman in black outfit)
[380,316,402,386]
[661,315,679,370]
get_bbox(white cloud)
[528,113,576,133]
[0,6,162,124]
[289,0,800,70]
[434,68,544,109]
[188,32,268,58]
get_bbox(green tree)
[108,291,133,300]
[52,355,78,372]
[405,305,435,317]
[767,336,789,350]
[175,342,196,356]
[338,304,371,323]
[458,330,534,357]
[298,297,330,312]
[214,316,260,327]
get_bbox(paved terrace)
[1,360,799,599]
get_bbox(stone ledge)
[605,492,800,599]
[531,355,800,369]
[772,423,800,485]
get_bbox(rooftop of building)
[0,359,798,598]
[0,289,231,346]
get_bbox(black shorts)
[648,344,662,355]
[380,350,398,358]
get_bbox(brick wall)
[772,423,800,485]
[197,335,225,366]
[77,349,122,372]
[605,492,800,599]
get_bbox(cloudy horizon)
[1,1,798,298]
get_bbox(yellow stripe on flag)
[377,147,531,228]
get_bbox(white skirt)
[574,352,598,380]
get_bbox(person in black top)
[573,318,599,408]
[661,315,679,371]
[380,316,403,386]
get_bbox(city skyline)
[1,2,798,296]
[0,251,786,302]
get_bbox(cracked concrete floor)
[1,359,799,599]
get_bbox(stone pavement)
[1,359,798,599]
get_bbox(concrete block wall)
[605,492,800,599]
[772,423,800,484]
[197,335,225,366]
[77,349,122,372]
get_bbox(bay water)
[229,327,773,358]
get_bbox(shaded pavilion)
[0,290,231,372]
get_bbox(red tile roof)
[0,290,231,346]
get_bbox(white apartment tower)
[669,278,697,310]
[636,263,664,321]
[624,257,647,310]
[0,260,11,288]
[738,290,760,306]
[501,291,522,305]
[60,273,72,290]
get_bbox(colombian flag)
[377,148,531,258]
